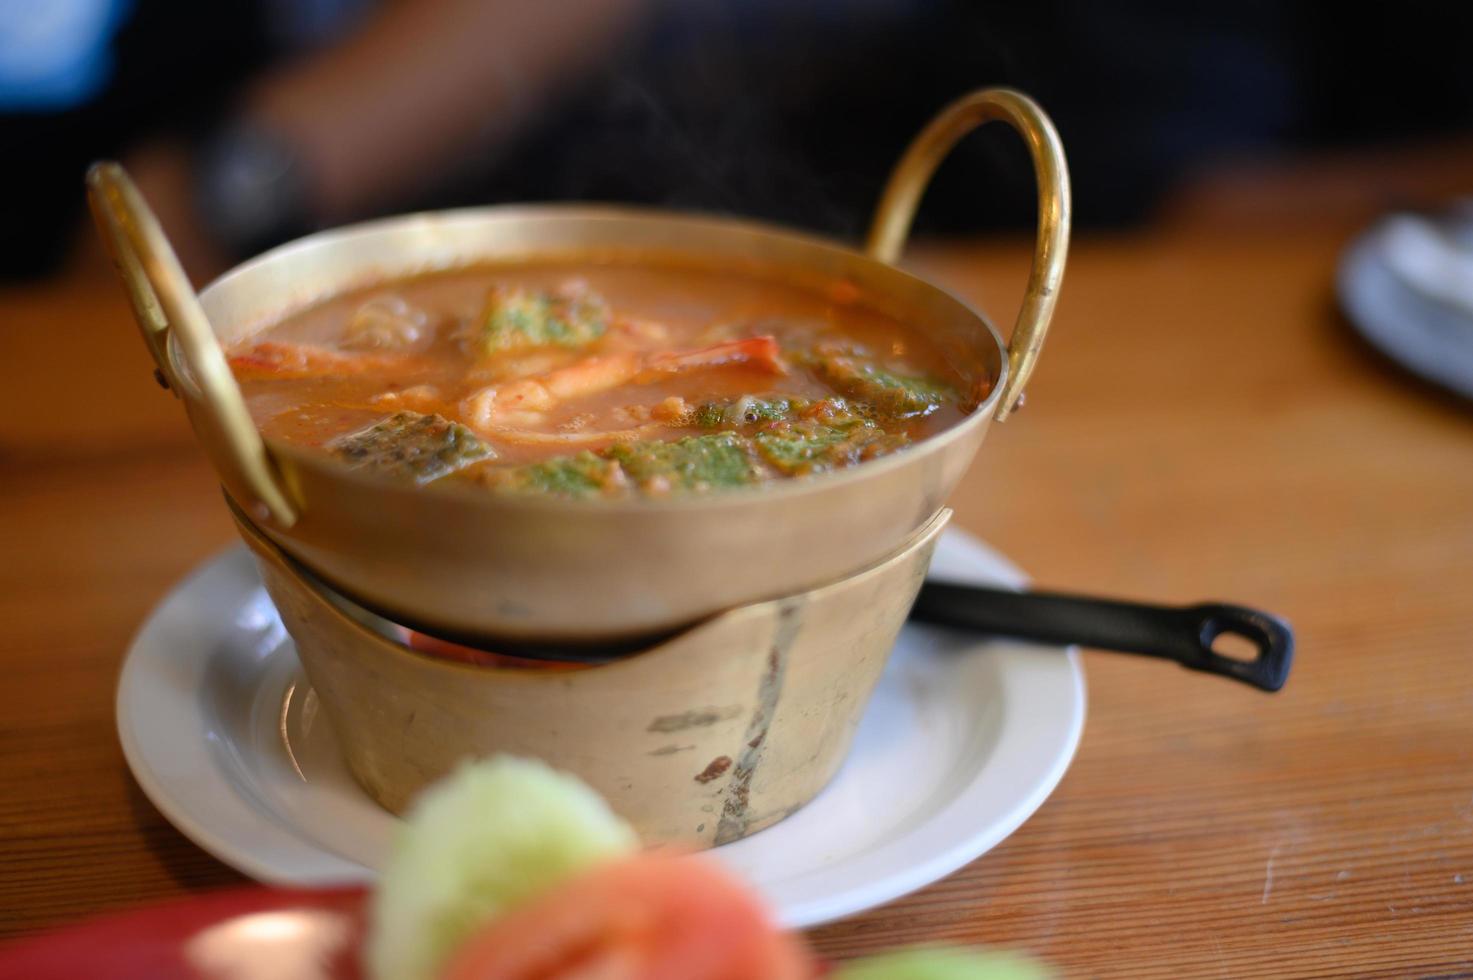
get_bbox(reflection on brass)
[237,505,950,847]
[866,88,1071,421]
[91,88,1070,642]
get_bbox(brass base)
[234,508,951,848]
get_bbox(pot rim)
[198,203,1009,515]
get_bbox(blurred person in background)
[3,0,1473,283]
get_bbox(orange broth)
[230,257,975,496]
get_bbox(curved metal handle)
[910,582,1294,693]
[86,162,298,526]
[866,88,1071,421]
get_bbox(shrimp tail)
[644,336,784,376]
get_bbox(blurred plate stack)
[1339,201,1473,400]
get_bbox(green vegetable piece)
[797,396,869,426]
[479,417,904,498]
[489,452,625,498]
[832,946,1052,980]
[367,756,639,980]
[809,352,952,419]
[329,411,493,483]
[607,432,761,491]
[478,285,608,354]
[754,419,909,475]
[754,424,862,474]
[691,395,800,429]
[482,435,759,497]
[691,401,728,429]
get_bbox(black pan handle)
[910,582,1294,692]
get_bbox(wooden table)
[3,199,1472,977]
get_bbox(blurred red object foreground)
[443,854,813,980]
[0,887,369,979]
[0,865,814,980]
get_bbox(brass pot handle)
[866,88,1071,421]
[86,162,298,526]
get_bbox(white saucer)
[117,530,1085,928]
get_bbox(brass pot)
[89,88,1069,642]
[235,500,951,847]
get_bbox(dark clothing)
[5,0,1473,278]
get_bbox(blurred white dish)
[1340,204,1473,400]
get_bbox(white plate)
[117,530,1085,928]
[1339,209,1473,401]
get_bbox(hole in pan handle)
[908,582,1295,693]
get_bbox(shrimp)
[228,341,420,380]
[463,314,672,386]
[462,336,784,432]
[342,295,428,350]
[643,335,783,376]
[466,352,639,427]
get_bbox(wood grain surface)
[3,195,1472,976]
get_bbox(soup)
[229,257,976,497]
